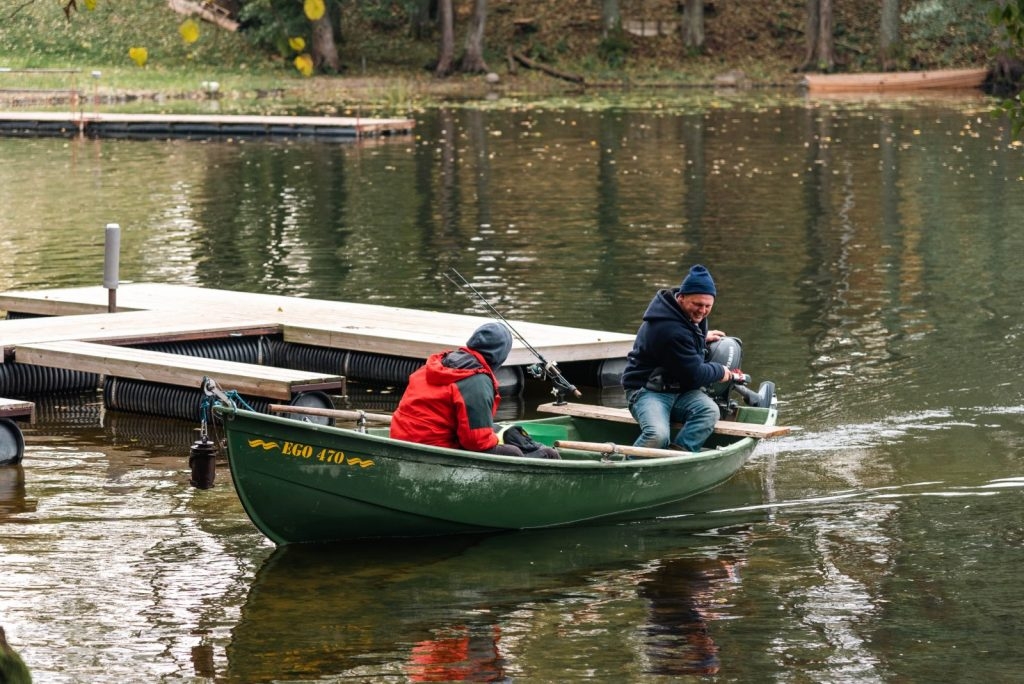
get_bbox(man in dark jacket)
[621,265,745,452]
[391,322,559,458]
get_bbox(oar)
[553,439,695,459]
[267,404,393,424]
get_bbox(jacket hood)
[423,351,486,386]
[465,322,513,369]
[642,288,705,330]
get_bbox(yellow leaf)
[294,53,314,77]
[128,47,148,67]
[288,36,306,52]
[179,19,200,44]
[304,0,325,21]
[84,0,97,10]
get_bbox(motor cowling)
[704,336,744,401]
[704,336,776,416]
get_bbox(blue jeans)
[626,388,720,452]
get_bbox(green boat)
[213,392,786,545]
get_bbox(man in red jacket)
[391,322,559,458]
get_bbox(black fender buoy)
[282,391,335,425]
[0,419,25,466]
[189,437,218,489]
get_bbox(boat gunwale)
[214,406,757,468]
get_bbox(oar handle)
[268,404,393,424]
[553,439,690,459]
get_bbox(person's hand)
[720,368,750,384]
[707,329,726,342]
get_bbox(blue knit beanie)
[679,264,717,297]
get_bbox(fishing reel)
[527,361,581,405]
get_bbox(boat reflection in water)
[0,464,36,517]
[223,468,770,682]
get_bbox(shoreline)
[0,67,813,111]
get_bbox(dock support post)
[104,223,120,313]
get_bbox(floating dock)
[0,112,415,140]
[0,284,633,456]
[0,284,633,367]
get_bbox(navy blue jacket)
[621,288,726,391]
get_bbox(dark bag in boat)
[497,425,561,460]
[499,425,544,453]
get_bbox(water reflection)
[4,94,1024,682]
[637,555,744,677]
[0,464,35,516]
[5,100,1022,423]
[224,515,764,683]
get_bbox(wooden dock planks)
[0,112,415,140]
[14,340,344,400]
[0,283,636,366]
[0,397,35,422]
[0,309,279,361]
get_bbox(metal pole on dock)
[104,223,120,313]
[91,70,101,119]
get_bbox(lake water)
[2,91,1023,682]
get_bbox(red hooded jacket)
[390,347,502,451]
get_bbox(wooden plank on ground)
[14,340,343,400]
[0,397,35,422]
[166,0,240,31]
[536,402,791,439]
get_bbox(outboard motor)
[704,337,776,418]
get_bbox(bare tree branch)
[7,0,38,21]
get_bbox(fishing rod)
[445,268,581,404]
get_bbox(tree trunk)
[411,0,434,40]
[879,0,900,71]
[435,0,455,77]
[601,0,620,35]
[681,0,704,52]
[816,0,835,71]
[801,0,818,70]
[310,12,340,73]
[801,0,835,72]
[460,0,488,73]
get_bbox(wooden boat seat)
[536,402,790,439]
[13,340,344,401]
[0,397,35,422]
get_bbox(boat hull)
[217,407,774,544]
[802,67,988,93]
